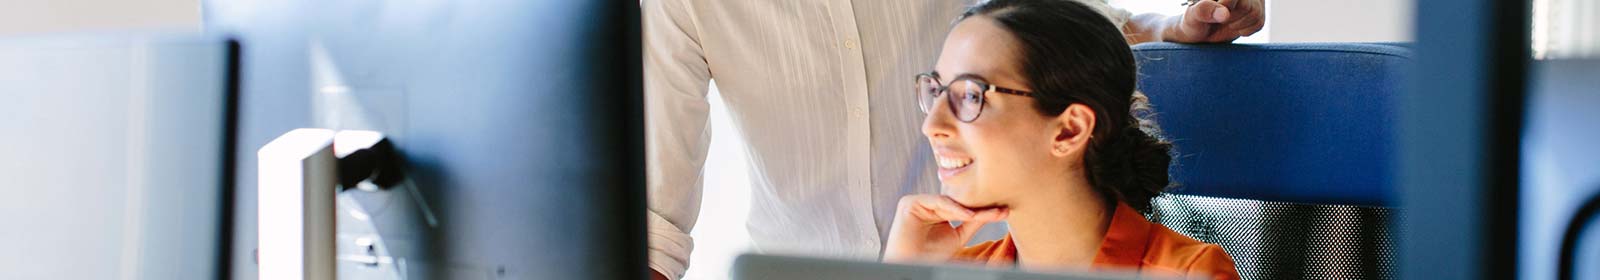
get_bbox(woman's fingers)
[972,207,1008,221]
[907,196,972,223]
[955,208,1008,239]
[900,195,1006,225]
[954,220,991,242]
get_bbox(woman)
[882,0,1240,279]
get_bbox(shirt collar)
[1090,201,1153,269]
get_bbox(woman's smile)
[933,148,975,180]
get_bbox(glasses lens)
[952,79,985,121]
[916,75,940,114]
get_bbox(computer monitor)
[0,33,237,279]
[204,1,643,279]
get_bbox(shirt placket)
[825,0,879,257]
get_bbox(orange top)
[952,202,1241,280]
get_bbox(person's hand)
[650,269,669,280]
[1165,0,1266,43]
[882,195,1008,263]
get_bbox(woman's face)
[924,16,1064,208]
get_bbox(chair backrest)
[1132,42,1411,280]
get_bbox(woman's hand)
[882,194,1008,263]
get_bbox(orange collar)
[1089,202,1152,269]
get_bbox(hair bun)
[1087,92,1174,213]
[1118,121,1174,211]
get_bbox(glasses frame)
[915,72,1034,123]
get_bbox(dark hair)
[958,0,1174,213]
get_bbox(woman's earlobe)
[1050,124,1078,157]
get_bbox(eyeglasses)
[915,72,1034,122]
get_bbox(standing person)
[642,0,1265,279]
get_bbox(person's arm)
[642,0,714,278]
[1121,0,1267,45]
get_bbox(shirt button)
[844,39,858,50]
[851,107,864,116]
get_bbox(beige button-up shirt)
[643,0,1129,278]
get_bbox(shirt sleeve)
[642,0,714,278]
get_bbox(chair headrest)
[1132,42,1413,206]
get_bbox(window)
[1532,0,1600,59]
[684,83,754,280]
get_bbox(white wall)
[0,0,199,36]
[1268,0,1414,42]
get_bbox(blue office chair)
[1131,42,1412,280]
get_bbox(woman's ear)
[1051,104,1096,157]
